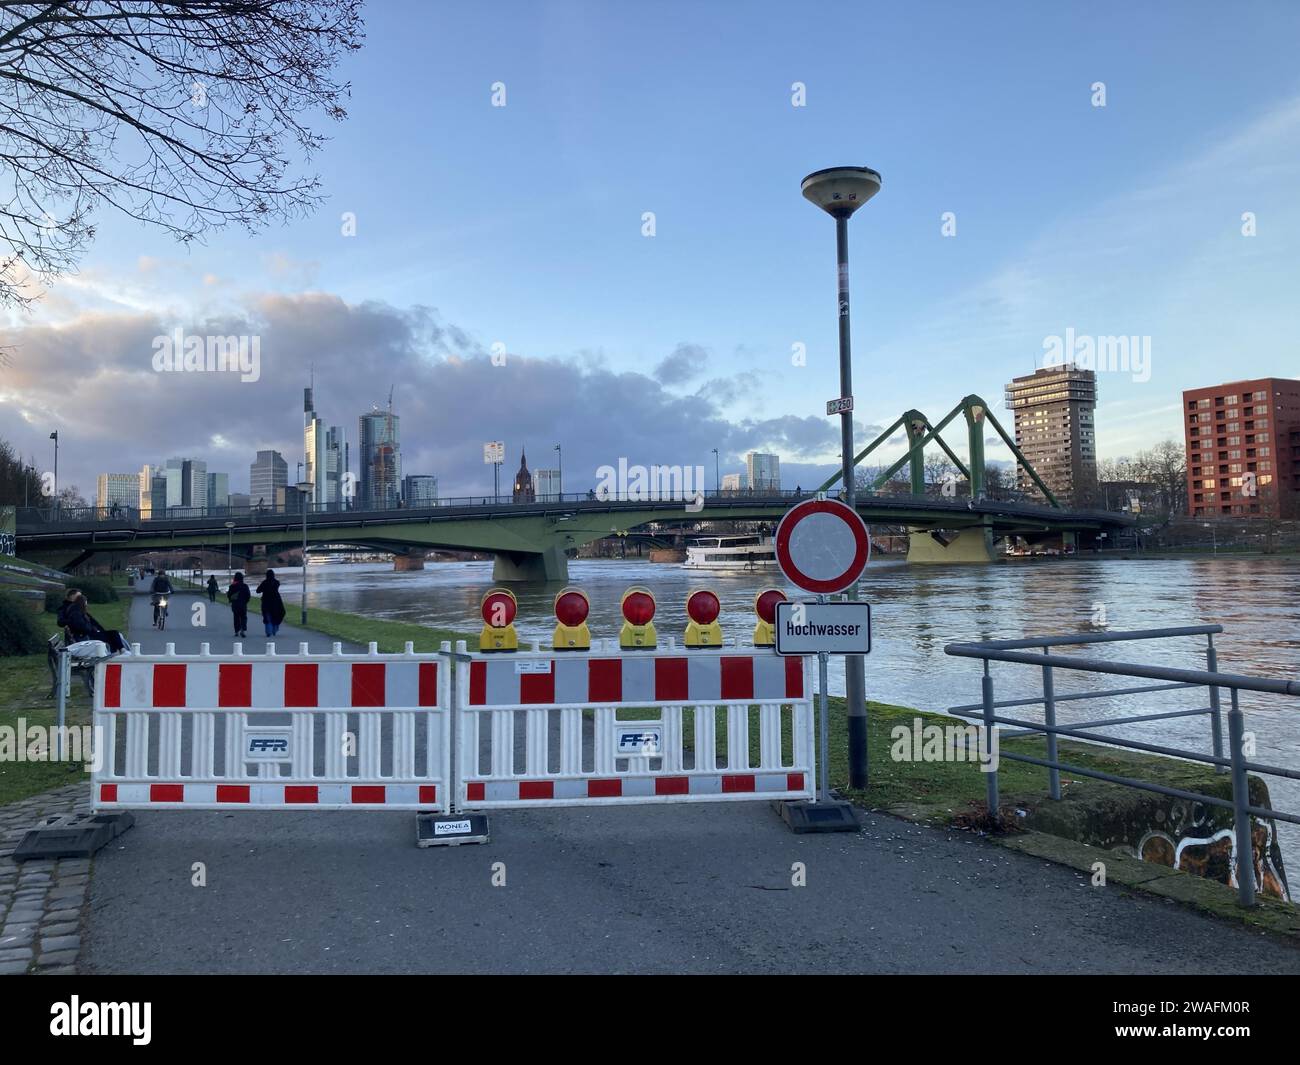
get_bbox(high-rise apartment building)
[250,450,288,509]
[358,406,400,509]
[745,452,781,492]
[1004,365,1098,505]
[1183,377,1300,519]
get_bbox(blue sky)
[6,0,1300,496]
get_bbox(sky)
[3,0,1299,500]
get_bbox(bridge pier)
[492,545,569,583]
[906,526,995,564]
[393,550,426,572]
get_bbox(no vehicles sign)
[775,601,872,656]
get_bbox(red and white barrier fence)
[92,642,450,811]
[91,638,817,818]
[454,638,816,809]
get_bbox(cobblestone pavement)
[0,783,93,975]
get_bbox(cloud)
[0,294,846,498]
[653,342,707,385]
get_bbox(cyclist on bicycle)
[150,572,174,625]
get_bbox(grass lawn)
[0,595,129,806]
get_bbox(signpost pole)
[816,594,830,803]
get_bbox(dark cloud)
[1,294,845,499]
[653,342,707,385]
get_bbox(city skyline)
[2,2,1299,500]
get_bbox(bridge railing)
[15,482,1074,527]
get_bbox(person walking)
[206,574,219,602]
[226,572,251,638]
[256,570,287,637]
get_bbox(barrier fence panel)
[92,644,451,811]
[454,642,816,809]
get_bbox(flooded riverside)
[276,554,1300,869]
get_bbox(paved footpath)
[60,591,1300,973]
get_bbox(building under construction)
[358,401,401,509]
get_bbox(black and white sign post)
[774,497,871,829]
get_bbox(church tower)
[513,449,535,503]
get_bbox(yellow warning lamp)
[684,589,722,648]
[553,587,592,651]
[479,588,519,653]
[753,588,786,647]
[619,586,657,650]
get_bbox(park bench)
[46,632,99,700]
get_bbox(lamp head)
[801,166,882,218]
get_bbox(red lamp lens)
[622,591,655,625]
[755,589,785,624]
[481,593,516,626]
[687,590,720,624]
[555,591,589,626]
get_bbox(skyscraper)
[304,383,324,505]
[138,465,166,518]
[534,468,560,500]
[96,473,137,512]
[207,471,230,509]
[403,474,438,507]
[1183,377,1300,519]
[745,452,781,492]
[324,424,347,505]
[250,450,288,509]
[1004,365,1098,505]
[358,406,400,509]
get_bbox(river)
[273,554,1299,869]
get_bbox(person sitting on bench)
[57,589,130,654]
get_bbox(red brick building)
[1183,377,1300,518]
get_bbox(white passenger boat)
[683,535,778,571]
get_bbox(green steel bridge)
[15,396,1133,581]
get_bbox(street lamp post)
[224,520,235,575]
[298,483,311,624]
[554,444,562,502]
[49,431,58,514]
[712,448,719,495]
[802,164,882,792]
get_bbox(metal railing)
[944,625,1300,907]
[15,485,1129,529]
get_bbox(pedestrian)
[206,574,218,602]
[226,572,251,638]
[58,589,130,654]
[256,569,286,637]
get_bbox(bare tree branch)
[0,0,364,309]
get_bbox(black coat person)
[226,574,251,638]
[58,591,129,653]
[256,571,287,637]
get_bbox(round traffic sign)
[774,498,870,594]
